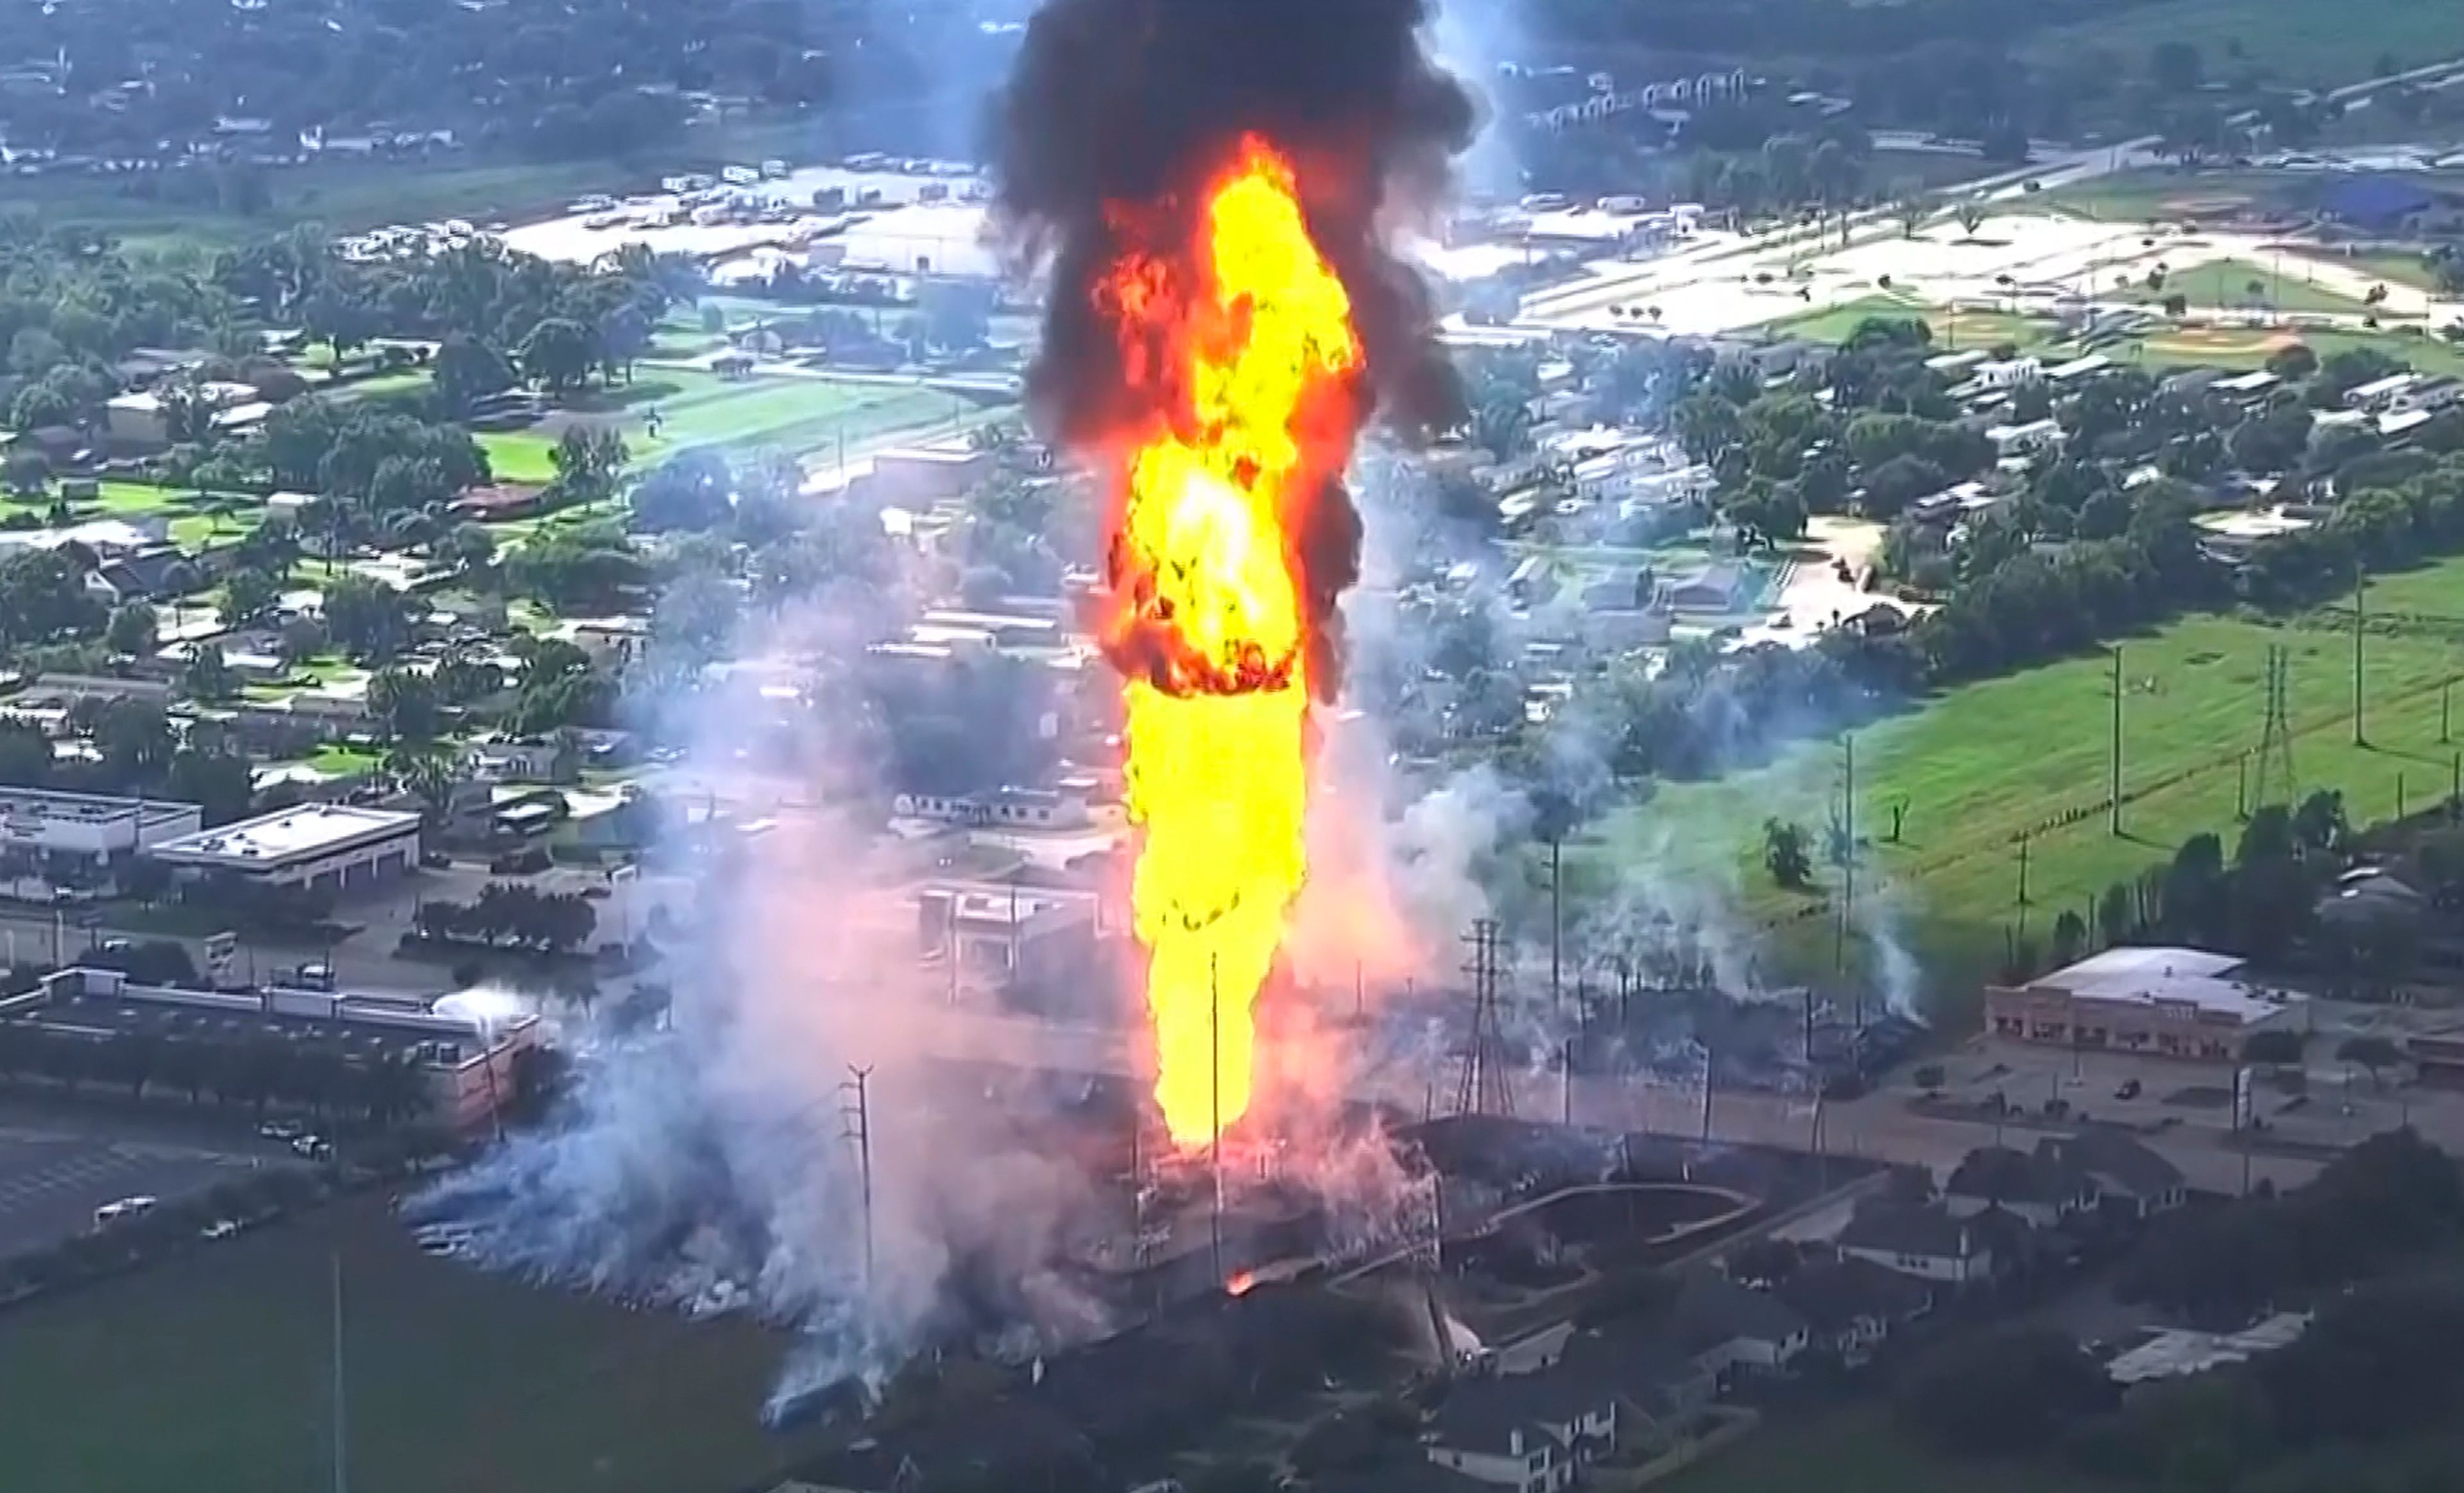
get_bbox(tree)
[1763,819,1814,890]
[2152,40,2204,92]
[321,574,415,662]
[431,333,516,415]
[550,425,628,502]
[2337,1035,2401,1086]
[1955,202,1986,239]
[219,566,282,628]
[1471,393,1532,461]
[2050,909,2088,967]
[518,317,597,393]
[104,604,157,658]
[180,644,239,703]
[918,279,995,352]
[1897,1326,2118,1456]
[366,668,439,746]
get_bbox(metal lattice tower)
[2252,644,2297,814]
[1453,919,1515,1118]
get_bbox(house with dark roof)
[1774,1254,1937,1365]
[1944,1144,2100,1227]
[1554,1320,1718,1442]
[1836,1199,2003,1284]
[87,543,190,604]
[1673,1269,1811,1379]
[1426,1369,1613,1491]
[2042,1128,2187,1222]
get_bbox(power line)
[1453,920,1514,1118]
[2253,643,2297,814]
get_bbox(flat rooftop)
[16,986,483,1068]
[151,803,422,869]
[0,787,200,827]
[2021,946,2299,1024]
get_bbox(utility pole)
[839,1066,875,1290]
[1209,953,1222,1286]
[2443,679,2455,746]
[1834,733,1856,974]
[2015,832,2032,941]
[330,1252,348,1493]
[1562,1036,1575,1128]
[2352,564,2368,747]
[2109,646,2125,835]
[1548,836,1563,1016]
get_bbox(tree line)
[413,882,599,955]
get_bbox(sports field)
[2127,258,2375,317]
[1604,553,2464,1005]
[477,369,977,483]
[0,1193,825,1493]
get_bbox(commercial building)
[1984,946,2309,1062]
[3,966,542,1129]
[149,803,423,895]
[0,787,203,900]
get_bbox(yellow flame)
[1108,139,1360,1147]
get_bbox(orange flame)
[1097,136,1363,1148]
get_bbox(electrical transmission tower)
[1453,919,1515,1118]
[2252,644,2297,814]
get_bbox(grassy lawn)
[481,371,971,481]
[2128,258,2375,317]
[1759,294,1928,343]
[1660,1405,2096,1493]
[1602,563,2464,1008]
[1760,298,2071,354]
[305,743,383,776]
[2046,169,2295,225]
[2022,0,2464,89]
[0,1193,825,1493]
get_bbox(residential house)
[1554,1319,1719,1443]
[1944,1145,2100,1228]
[1985,418,2064,457]
[1772,1255,1937,1366]
[1662,563,1748,613]
[1426,1369,1613,1492]
[1836,1199,2003,1285]
[85,543,190,605]
[2043,1128,2187,1222]
[1673,1270,1811,1380]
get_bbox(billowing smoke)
[990,0,1477,700]
[406,530,1120,1415]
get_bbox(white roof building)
[150,804,423,893]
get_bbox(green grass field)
[478,370,971,482]
[1602,555,2464,1007]
[2130,258,2375,316]
[0,1194,825,1493]
[2023,0,2464,89]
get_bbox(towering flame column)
[1096,138,1364,1147]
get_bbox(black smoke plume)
[989,0,1476,701]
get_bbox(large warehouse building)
[1985,946,2310,1062]
[3,966,541,1129]
[0,787,203,900]
[149,803,422,896]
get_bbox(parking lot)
[0,1122,276,1256]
